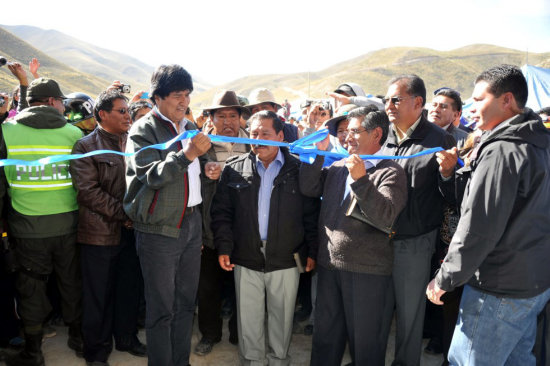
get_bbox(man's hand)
[205,162,221,180]
[436,147,458,178]
[29,58,41,79]
[7,62,29,86]
[123,219,133,229]
[316,135,330,151]
[219,255,235,271]
[426,279,446,305]
[305,257,316,272]
[107,80,123,91]
[327,92,351,109]
[345,154,367,181]
[184,133,211,161]
[130,91,148,104]
[0,93,9,115]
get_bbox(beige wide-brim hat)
[203,90,244,113]
[245,88,282,110]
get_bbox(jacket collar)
[96,125,127,145]
[387,115,432,146]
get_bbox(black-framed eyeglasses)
[382,96,414,106]
[433,87,460,96]
[112,108,129,115]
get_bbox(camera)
[118,84,131,94]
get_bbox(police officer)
[1,78,84,366]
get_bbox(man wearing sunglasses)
[380,74,456,366]
[70,89,146,366]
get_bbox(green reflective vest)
[2,121,81,216]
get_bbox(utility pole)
[308,70,311,98]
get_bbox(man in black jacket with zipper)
[427,64,550,366]
[211,110,318,366]
[380,74,456,366]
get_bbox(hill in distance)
[2,25,211,94]
[191,44,550,110]
[0,27,111,97]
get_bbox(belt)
[184,205,198,217]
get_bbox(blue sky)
[2,0,549,85]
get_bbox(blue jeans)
[135,210,202,366]
[449,285,550,366]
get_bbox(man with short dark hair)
[70,89,146,366]
[124,64,216,366]
[380,74,456,366]
[211,110,318,366]
[427,64,550,366]
[1,78,84,366]
[301,107,408,366]
[428,88,468,147]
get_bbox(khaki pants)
[234,265,299,366]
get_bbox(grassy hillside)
[0,27,111,97]
[191,44,550,111]
[2,25,211,93]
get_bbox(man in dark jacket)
[301,108,408,366]
[427,64,550,365]
[380,74,456,366]
[124,64,215,366]
[70,89,145,366]
[1,78,83,366]
[211,111,318,366]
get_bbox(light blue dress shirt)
[256,149,285,241]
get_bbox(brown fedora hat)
[203,90,244,113]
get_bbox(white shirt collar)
[153,106,188,132]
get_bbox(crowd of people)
[0,58,549,366]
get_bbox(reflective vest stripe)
[9,148,72,153]
[10,182,73,188]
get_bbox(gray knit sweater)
[300,156,407,275]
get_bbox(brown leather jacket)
[70,127,129,245]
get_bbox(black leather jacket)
[211,148,319,272]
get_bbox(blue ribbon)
[0,128,463,167]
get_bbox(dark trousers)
[197,245,237,342]
[13,233,81,334]
[0,269,19,344]
[310,266,392,366]
[382,229,437,366]
[136,210,202,366]
[81,228,142,362]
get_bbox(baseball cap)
[27,78,66,99]
[333,84,356,96]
